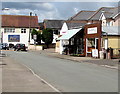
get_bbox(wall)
[104,36,120,55]
[55,41,60,52]
[113,15,120,26]
[1,28,35,46]
[28,45,43,50]
[84,23,102,57]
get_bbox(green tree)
[42,28,53,48]
[37,30,42,45]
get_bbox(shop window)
[87,38,95,52]
[21,28,26,33]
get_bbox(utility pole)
[28,12,32,45]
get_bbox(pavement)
[1,55,56,92]
[29,48,120,70]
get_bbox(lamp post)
[28,12,32,45]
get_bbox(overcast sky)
[1,1,119,22]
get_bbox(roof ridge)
[80,10,95,12]
[1,15,37,17]
[88,7,103,20]
[88,7,117,20]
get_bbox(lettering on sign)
[87,27,97,34]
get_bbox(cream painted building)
[100,7,120,55]
[1,15,39,46]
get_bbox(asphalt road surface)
[3,51,118,92]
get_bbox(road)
[3,50,118,92]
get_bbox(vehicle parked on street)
[14,43,27,51]
[0,43,9,50]
[9,43,14,48]
[0,43,2,50]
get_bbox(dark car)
[14,43,27,51]
[0,43,9,50]
[9,43,14,48]
[0,43,2,50]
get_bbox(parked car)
[0,43,9,50]
[9,43,14,48]
[0,43,2,50]
[14,43,27,51]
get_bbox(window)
[87,38,95,53]
[110,21,113,26]
[106,22,110,26]
[21,29,26,33]
[53,30,59,35]
[4,28,15,33]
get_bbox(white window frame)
[21,28,26,33]
[4,28,15,33]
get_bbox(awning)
[58,28,82,40]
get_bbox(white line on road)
[22,64,63,94]
[100,65,118,69]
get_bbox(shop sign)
[92,49,98,57]
[8,35,20,42]
[87,27,97,34]
[33,35,37,40]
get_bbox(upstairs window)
[4,28,15,33]
[21,29,26,33]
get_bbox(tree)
[42,28,53,48]
[36,30,42,45]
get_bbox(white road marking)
[101,65,118,69]
[22,64,62,94]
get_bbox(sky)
[1,1,119,22]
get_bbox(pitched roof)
[44,19,65,29]
[89,7,119,20]
[68,11,95,21]
[66,21,85,29]
[1,15,39,28]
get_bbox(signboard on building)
[92,49,98,57]
[33,35,37,40]
[87,27,97,34]
[8,35,20,42]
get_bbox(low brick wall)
[28,45,43,50]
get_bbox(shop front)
[84,23,102,57]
